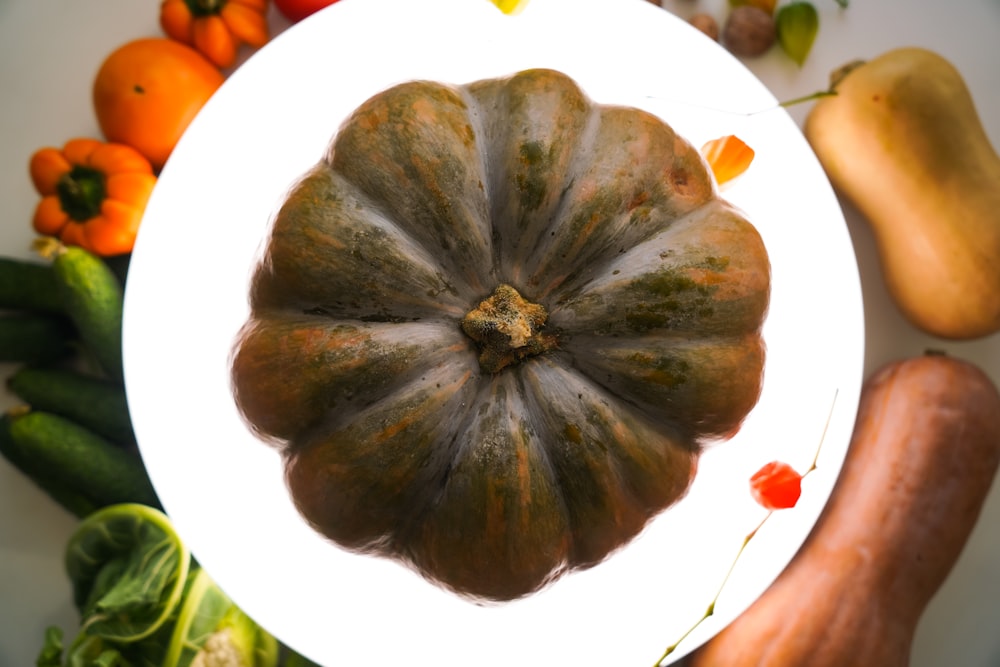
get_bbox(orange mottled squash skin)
[231,69,771,602]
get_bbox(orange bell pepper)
[160,0,270,70]
[29,138,157,257]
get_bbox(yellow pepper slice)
[489,0,529,15]
[701,134,756,186]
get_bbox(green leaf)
[64,504,190,644]
[153,567,278,667]
[214,606,279,667]
[776,2,820,66]
[36,626,65,667]
[87,648,128,667]
[161,568,234,667]
[65,636,129,667]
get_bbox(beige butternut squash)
[683,352,1000,666]
[804,48,1000,340]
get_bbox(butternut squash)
[804,48,1000,340]
[682,352,1000,666]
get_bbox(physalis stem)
[652,389,839,666]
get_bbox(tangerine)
[93,38,224,171]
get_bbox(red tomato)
[749,461,803,510]
[274,0,341,22]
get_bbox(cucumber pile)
[2,241,319,667]
[0,242,159,517]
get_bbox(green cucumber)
[0,413,99,518]
[37,240,125,384]
[7,367,135,446]
[6,410,159,510]
[0,313,75,364]
[102,253,132,286]
[0,256,64,313]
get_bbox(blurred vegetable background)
[0,3,332,665]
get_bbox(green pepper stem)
[56,166,106,222]
[186,0,226,17]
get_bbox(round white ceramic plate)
[123,0,864,664]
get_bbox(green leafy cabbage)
[37,503,296,667]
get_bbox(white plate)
[122,0,864,664]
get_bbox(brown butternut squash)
[682,352,1000,666]
[804,48,1000,340]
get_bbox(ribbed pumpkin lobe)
[461,284,558,374]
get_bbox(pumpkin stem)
[461,284,558,374]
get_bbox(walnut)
[690,13,720,41]
[722,5,776,57]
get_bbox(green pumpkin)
[231,68,770,602]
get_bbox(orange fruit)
[93,38,225,171]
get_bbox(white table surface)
[1,1,998,665]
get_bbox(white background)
[1,0,999,666]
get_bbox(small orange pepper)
[160,0,270,70]
[29,138,157,257]
[701,134,756,186]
